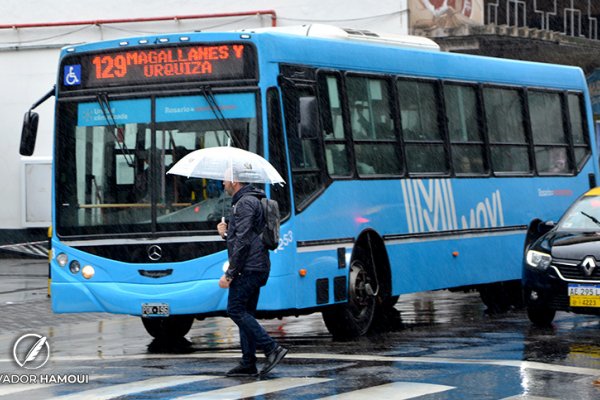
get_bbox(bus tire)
[371,295,402,332]
[141,315,194,339]
[527,305,556,327]
[321,250,376,339]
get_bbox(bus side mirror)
[20,110,39,156]
[298,96,318,139]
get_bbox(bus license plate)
[142,303,170,317]
[568,284,600,308]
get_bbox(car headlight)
[526,250,552,270]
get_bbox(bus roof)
[60,25,587,91]
[250,29,586,91]
[238,24,441,52]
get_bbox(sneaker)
[260,345,288,376]
[226,363,258,377]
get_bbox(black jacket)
[225,184,270,279]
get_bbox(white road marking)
[0,352,598,376]
[173,377,331,400]
[0,384,50,396]
[0,375,113,396]
[318,381,455,399]
[45,375,216,400]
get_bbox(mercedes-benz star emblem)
[580,256,596,277]
[147,245,163,261]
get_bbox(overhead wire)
[0,10,405,46]
[0,24,92,45]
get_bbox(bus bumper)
[50,280,228,316]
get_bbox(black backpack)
[259,198,280,251]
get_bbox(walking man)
[217,168,288,377]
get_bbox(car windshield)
[55,91,259,237]
[558,195,600,231]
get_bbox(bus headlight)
[56,253,68,267]
[526,250,552,270]
[81,265,95,279]
[69,260,81,274]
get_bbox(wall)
[409,0,484,31]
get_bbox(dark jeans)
[227,270,276,366]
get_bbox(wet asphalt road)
[0,258,599,399]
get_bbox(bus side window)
[318,73,351,177]
[444,83,486,176]
[567,93,591,170]
[346,75,401,177]
[397,78,448,175]
[528,90,572,175]
[483,86,531,175]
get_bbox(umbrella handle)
[221,216,225,223]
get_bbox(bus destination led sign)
[61,43,255,89]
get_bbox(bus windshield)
[55,91,259,237]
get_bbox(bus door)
[265,87,294,284]
[279,66,326,212]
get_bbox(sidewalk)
[0,257,48,304]
[0,257,127,335]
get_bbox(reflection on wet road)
[0,258,599,399]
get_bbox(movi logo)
[401,179,504,233]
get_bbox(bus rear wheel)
[141,315,194,339]
[322,256,376,339]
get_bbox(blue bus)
[20,25,598,339]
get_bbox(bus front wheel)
[322,255,376,339]
[141,315,194,339]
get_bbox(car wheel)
[526,305,556,327]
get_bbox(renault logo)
[147,245,163,261]
[580,256,596,277]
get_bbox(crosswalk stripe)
[317,381,455,399]
[173,377,331,400]
[0,375,114,396]
[2,353,597,377]
[46,375,216,400]
[0,383,57,396]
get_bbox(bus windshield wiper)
[96,92,135,167]
[580,211,600,227]
[201,86,241,148]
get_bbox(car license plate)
[568,284,600,308]
[142,303,170,317]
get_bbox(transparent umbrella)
[166,145,286,185]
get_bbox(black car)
[523,187,600,326]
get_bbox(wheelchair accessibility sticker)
[64,65,81,86]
